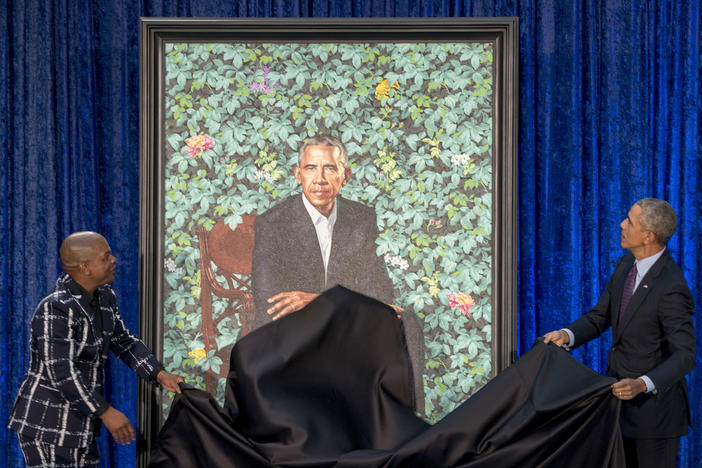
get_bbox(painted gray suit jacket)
[250,195,426,411]
[251,194,395,330]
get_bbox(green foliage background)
[162,41,494,423]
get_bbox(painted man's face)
[294,145,348,217]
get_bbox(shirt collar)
[301,193,337,225]
[634,247,665,279]
[65,275,100,311]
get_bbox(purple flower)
[248,66,279,95]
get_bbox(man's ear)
[644,230,657,246]
[343,167,352,185]
[293,165,302,185]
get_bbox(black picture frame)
[138,17,518,465]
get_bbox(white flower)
[164,258,177,272]
[254,170,274,183]
[384,254,409,271]
[164,258,184,275]
[450,153,471,167]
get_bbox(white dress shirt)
[301,194,337,282]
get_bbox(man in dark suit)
[544,198,694,468]
[8,232,183,467]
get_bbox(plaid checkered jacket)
[8,274,163,448]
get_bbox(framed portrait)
[138,17,518,464]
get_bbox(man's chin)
[307,197,335,210]
[311,200,332,207]
[309,194,333,202]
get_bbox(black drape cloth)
[150,287,624,467]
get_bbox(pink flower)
[448,292,475,317]
[185,134,215,157]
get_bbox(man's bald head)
[59,231,106,273]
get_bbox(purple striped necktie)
[619,263,638,319]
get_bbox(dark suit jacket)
[568,250,695,438]
[251,194,395,330]
[8,274,163,447]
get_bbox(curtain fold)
[1,1,700,467]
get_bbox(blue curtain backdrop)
[1,0,699,467]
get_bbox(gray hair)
[635,198,677,245]
[298,134,348,170]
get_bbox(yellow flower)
[188,348,206,364]
[421,273,441,298]
[375,78,400,100]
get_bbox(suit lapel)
[293,195,326,285]
[327,198,350,286]
[61,277,96,332]
[615,250,670,339]
[611,256,634,333]
[61,275,103,351]
[96,290,112,356]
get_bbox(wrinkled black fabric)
[150,287,624,467]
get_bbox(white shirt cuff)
[639,375,655,393]
[562,328,575,349]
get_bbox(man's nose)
[313,168,327,183]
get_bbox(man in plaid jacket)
[8,232,183,467]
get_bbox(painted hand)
[267,291,320,320]
[388,303,404,317]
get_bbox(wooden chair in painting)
[196,215,256,394]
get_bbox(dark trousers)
[623,436,679,468]
[17,433,100,468]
